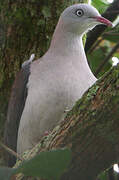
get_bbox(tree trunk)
[0,0,89,166]
[0,0,91,139]
[0,0,73,163]
[16,64,119,180]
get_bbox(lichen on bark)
[0,0,78,140]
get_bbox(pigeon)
[4,3,112,166]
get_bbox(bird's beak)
[93,16,113,27]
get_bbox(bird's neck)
[49,18,85,59]
[47,19,96,81]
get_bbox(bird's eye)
[75,9,84,17]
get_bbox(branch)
[0,142,24,161]
[85,0,119,53]
[16,64,119,180]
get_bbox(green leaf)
[98,170,109,180]
[92,0,109,14]
[87,47,112,77]
[0,148,71,179]
[103,24,119,42]
[113,53,119,59]
[0,167,16,180]
[103,34,119,43]
[16,148,71,180]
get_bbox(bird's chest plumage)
[29,59,84,109]
[17,56,96,154]
[29,57,96,112]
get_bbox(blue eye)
[75,9,84,17]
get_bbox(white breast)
[17,52,96,154]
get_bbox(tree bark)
[0,0,89,165]
[0,0,71,156]
[16,64,119,180]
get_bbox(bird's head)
[60,4,112,35]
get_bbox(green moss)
[86,85,100,101]
[112,66,119,79]
[115,79,119,88]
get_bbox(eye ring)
[75,9,84,17]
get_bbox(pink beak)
[93,16,113,27]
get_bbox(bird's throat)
[49,20,86,62]
[48,18,96,81]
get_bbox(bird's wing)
[4,60,31,167]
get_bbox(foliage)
[0,148,71,180]
[92,0,109,14]
[87,1,119,78]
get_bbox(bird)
[4,3,112,167]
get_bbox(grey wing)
[4,63,31,167]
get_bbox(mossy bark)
[0,0,67,167]
[0,0,67,130]
[0,0,90,166]
[15,64,119,180]
[0,0,90,135]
